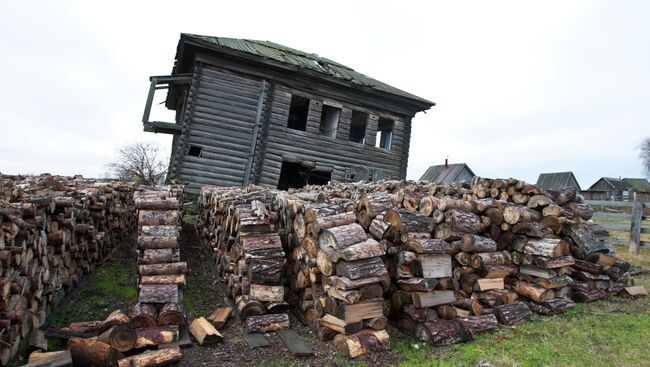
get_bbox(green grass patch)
[50,264,137,326]
[390,244,650,367]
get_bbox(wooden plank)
[276,329,314,357]
[591,212,630,219]
[630,201,643,254]
[244,333,270,349]
[600,224,629,232]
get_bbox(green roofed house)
[419,160,475,183]
[141,34,434,193]
[536,172,581,191]
[623,178,650,200]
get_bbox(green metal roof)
[536,172,581,191]
[420,163,475,183]
[623,178,650,193]
[180,34,434,108]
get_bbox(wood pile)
[196,176,647,356]
[0,174,137,365]
[27,184,187,367]
[198,186,290,329]
[278,193,391,356]
[133,186,186,328]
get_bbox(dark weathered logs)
[244,314,290,333]
[495,302,532,325]
[335,257,387,280]
[334,329,390,358]
[415,319,472,346]
[458,314,499,337]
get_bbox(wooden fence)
[586,198,650,254]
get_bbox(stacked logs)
[133,185,187,336]
[198,186,290,333]
[36,184,187,367]
[196,177,646,356]
[0,174,137,365]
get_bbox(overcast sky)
[1,1,648,188]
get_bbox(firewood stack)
[198,186,290,330]
[0,174,137,366]
[133,186,187,329]
[195,176,646,356]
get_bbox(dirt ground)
[177,222,401,367]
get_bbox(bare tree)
[107,141,167,185]
[640,137,650,178]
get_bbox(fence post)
[629,192,642,255]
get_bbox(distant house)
[623,178,650,201]
[419,161,475,183]
[536,172,581,191]
[582,177,632,201]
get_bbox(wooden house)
[582,177,650,201]
[142,34,434,193]
[419,161,475,183]
[623,178,650,201]
[582,177,631,201]
[536,172,581,191]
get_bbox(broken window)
[319,105,340,138]
[348,111,368,143]
[376,118,394,150]
[277,161,331,190]
[287,95,310,131]
[187,145,203,157]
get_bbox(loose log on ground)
[27,350,72,366]
[494,302,532,326]
[117,346,182,367]
[458,314,499,337]
[67,337,121,367]
[416,319,472,346]
[334,329,391,358]
[134,326,179,348]
[206,307,232,329]
[189,317,223,345]
[244,313,290,333]
[97,325,136,352]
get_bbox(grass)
[50,264,137,327]
[390,244,650,367]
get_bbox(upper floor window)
[349,111,368,143]
[319,105,340,138]
[287,95,309,131]
[376,118,393,150]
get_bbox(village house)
[142,34,434,193]
[536,171,581,191]
[419,161,475,183]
